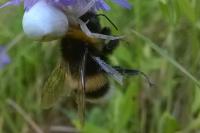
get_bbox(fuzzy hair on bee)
[60,12,120,99]
[41,12,118,108]
[41,12,152,124]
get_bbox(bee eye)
[22,1,68,41]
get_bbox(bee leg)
[113,66,141,75]
[101,27,119,55]
[78,19,124,41]
[102,40,119,55]
[113,66,154,86]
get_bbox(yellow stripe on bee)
[66,28,103,50]
[65,72,108,92]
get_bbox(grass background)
[0,0,200,132]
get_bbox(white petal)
[22,1,68,41]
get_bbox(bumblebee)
[41,12,151,123]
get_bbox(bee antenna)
[95,14,118,31]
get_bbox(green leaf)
[192,86,200,114]
[131,30,200,88]
[158,112,179,133]
[175,0,196,24]
[83,122,109,133]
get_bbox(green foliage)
[1,0,200,132]
[158,112,179,133]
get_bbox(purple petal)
[95,0,110,11]
[112,0,132,9]
[0,46,10,68]
[24,0,38,11]
[56,0,77,5]
[0,0,21,8]
[23,0,78,11]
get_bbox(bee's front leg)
[100,27,119,55]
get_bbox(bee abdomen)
[83,73,112,102]
[85,83,109,99]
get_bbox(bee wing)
[41,62,67,109]
[76,80,86,125]
[91,56,124,85]
[76,48,88,125]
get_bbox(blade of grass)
[131,30,200,88]
[5,32,24,52]
[50,125,78,133]
[6,99,44,133]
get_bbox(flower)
[0,0,20,9]
[0,0,131,11]
[0,46,10,68]
[22,0,69,41]
[1,0,132,41]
